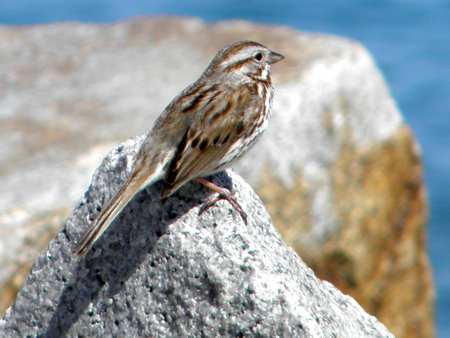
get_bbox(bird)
[73,40,284,257]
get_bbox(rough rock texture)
[0,17,434,337]
[0,137,395,338]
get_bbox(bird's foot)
[196,177,248,225]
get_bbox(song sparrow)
[73,41,284,257]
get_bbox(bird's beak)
[267,51,284,64]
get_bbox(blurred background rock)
[0,1,448,337]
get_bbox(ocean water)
[1,1,448,336]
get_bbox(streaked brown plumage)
[73,41,284,257]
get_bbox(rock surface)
[0,16,434,337]
[0,137,395,338]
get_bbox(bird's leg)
[195,177,248,225]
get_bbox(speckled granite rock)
[0,16,433,337]
[0,137,394,338]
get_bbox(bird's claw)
[199,189,248,225]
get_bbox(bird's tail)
[73,171,150,257]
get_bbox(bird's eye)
[253,52,263,61]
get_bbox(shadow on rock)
[43,174,233,338]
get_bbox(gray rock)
[0,137,394,338]
[0,17,431,337]
[0,18,403,278]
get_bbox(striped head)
[204,41,284,83]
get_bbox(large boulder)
[0,137,394,338]
[0,16,433,337]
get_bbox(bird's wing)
[161,84,260,197]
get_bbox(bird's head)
[205,41,284,82]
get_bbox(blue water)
[1,1,448,336]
